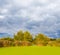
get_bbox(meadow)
[0,46,60,55]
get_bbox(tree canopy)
[0,30,60,47]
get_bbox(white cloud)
[0,8,8,14]
[0,15,5,19]
[12,0,33,7]
[11,0,60,21]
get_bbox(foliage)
[33,34,50,46]
[0,30,60,47]
[14,30,24,41]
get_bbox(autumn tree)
[0,40,4,47]
[34,34,50,46]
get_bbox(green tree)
[1,37,14,41]
[23,31,33,42]
[14,31,33,46]
[14,30,24,41]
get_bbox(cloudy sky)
[0,0,60,38]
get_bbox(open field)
[0,46,60,55]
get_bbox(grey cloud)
[0,0,60,38]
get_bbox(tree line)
[0,30,60,47]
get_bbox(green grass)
[0,46,60,55]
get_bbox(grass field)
[0,46,60,55]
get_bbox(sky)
[0,0,60,38]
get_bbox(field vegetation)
[0,30,60,47]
